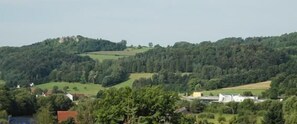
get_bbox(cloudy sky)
[1,0,297,46]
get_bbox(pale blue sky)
[1,0,297,46]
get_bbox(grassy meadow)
[80,47,151,61]
[36,73,154,96]
[113,73,154,88]
[36,82,104,96]
[202,81,271,96]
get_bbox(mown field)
[203,81,271,96]
[80,47,151,61]
[36,73,153,96]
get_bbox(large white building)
[218,94,258,103]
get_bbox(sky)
[1,0,297,47]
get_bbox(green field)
[36,73,154,96]
[202,81,271,96]
[36,82,104,96]
[80,47,151,61]
[113,73,154,88]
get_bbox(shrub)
[197,113,215,119]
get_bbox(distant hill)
[2,32,297,97]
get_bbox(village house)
[218,93,258,103]
[57,111,78,123]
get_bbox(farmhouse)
[218,94,258,103]
[57,111,78,123]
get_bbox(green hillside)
[36,73,154,96]
[80,47,151,61]
[113,73,154,88]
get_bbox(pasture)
[113,73,154,88]
[202,81,271,96]
[36,73,154,96]
[80,47,151,61]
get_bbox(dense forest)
[1,33,297,97]
[129,33,297,94]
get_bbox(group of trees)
[32,35,127,54]
[77,87,193,124]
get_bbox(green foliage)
[10,88,37,116]
[179,114,196,124]
[60,117,75,124]
[262,101,284,124]
[0,85,12,112]
[63,86,69,92]
[230,111,257,124]
[197,113,215,119]
[37,95,73,112]
[90,87,180,123]
[242,91,253,96]
[0,36,128,87]
[76,99,97,124]
[189,99,206,113]
[283,96,297,123]
[34,105,54,124]
[133,71,190,92]
[123,39,288,89]
[217,116,226,124]
[238,99,256,113]
[0,110,8,121]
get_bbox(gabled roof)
[57,111,78,123]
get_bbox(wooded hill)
[1,33,297,97]
[0,36,128,87]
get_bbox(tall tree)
[262,101,284,124]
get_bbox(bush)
[197,113,215,119]
[217,116,226,123]
[73,87,78,91]
[242,91,253,96]
[256,110,266,116]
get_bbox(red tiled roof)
[57,111,78,123]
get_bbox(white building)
[218,94,258,103]
[65,93,74,101]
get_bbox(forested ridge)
[1,33,297,97]
[128,32,297,95]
